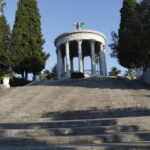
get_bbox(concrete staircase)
[0,115,150,150]
[0,78,150,149]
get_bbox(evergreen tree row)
[0,0,49,79]
[110,0,150,70]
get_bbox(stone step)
[40,111,150,121]
[1,111,150,122]
[0,116,150,129]
[0,125,150,137]
[0,143,150,150]
[0,120,116,129]
[0,132,150,146]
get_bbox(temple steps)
[0,78,150,149]
[1,126,150,137]
[1,144,150,150]
[0,116,149,129]
[0,116,150,149]
[0,132,150,146]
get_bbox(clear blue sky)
[4,0,128,74]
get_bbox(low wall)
[143,68,150,85]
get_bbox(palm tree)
[109,67,121,76]
[125,69,135,80]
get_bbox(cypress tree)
[11,0,49,79]
[118,0,141,68]
[0,0,11,76]
[0,0,6,14]
[140,0,150,68]
[109,0,142,69]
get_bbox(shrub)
[71,72,84,79]
[10,77,30,87]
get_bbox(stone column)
[65,41,71,78]
[78,40,83,73]
[71,57,74,72]
[90,40,96,76]
[57,47,62,80]
[99,43,107,76]
[82,57,84,74]
[62,55,65,75]
[103,45,107,76]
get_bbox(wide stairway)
[0,113,150,149]
[0,77,150,149]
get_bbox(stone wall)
[143,68,150,85]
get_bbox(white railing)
[84,70,100,75]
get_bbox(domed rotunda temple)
[54,23,107,80]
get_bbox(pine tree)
[11,0,49,79]
[0,0,11,76]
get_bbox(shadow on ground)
[29,77,150,90]
[41,107,150,120]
